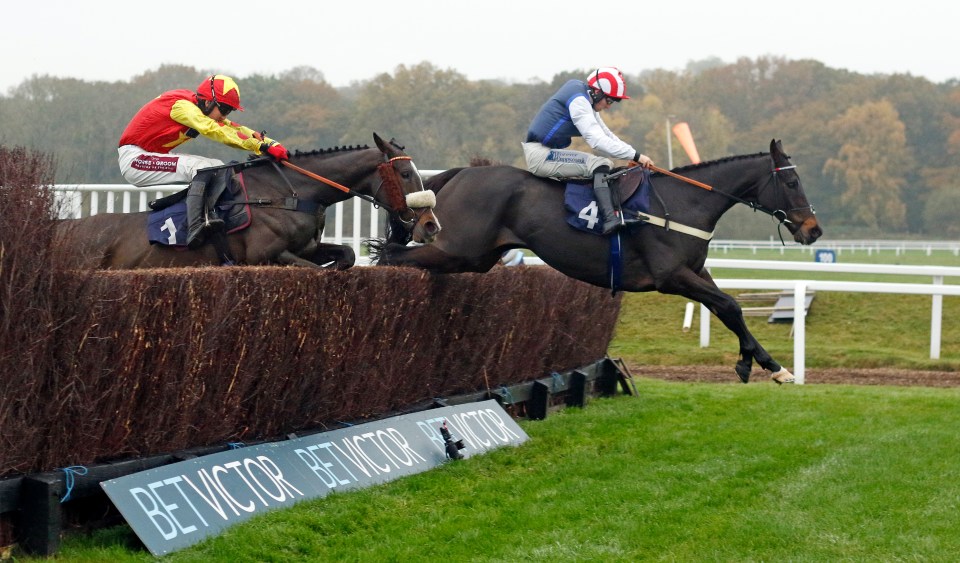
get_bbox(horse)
[373,140,822,384]
[56,133,440,269]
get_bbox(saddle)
[608,166,645,205]
[564,168,651,235]
[146,168,252,247]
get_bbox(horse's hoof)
[735,366,750,384]
[771,368,795,385]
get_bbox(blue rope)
[499,385,515,405]
[227,442,246,449]
[336,421,355,427]
[59,466,88,503]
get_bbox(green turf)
[40,382,960,562]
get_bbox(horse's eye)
[787,180,799,189]
[401,171,411,180]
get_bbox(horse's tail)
[366,239,407,265]
[383,215,413,245]
[366,238,387,264]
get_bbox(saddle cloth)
[147,172,252,246]
[564,168,651,235]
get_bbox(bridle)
[689,160,814,245]
[373,155,423,224]
[750,163,816,244]
[274,153,432,223]
[632,155,815,244]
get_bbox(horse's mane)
[668,152,769,175]
[292,145,371,158]
[241,144,373,169]
[290,136,405,158]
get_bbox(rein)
[648,165,714,191]
[646,162,811,244]
[235,155,422,218]
[280,159,386,210]
[282,160,351,194]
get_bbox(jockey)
[117,74,289,246]
[522,67,654,235]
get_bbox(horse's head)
[372,133,442,244]
[760,140,823,245]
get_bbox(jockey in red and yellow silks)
[117,74,288,187]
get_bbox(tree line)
[2,58,958,238]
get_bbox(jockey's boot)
[185,169,225,248]
[593,167,623,235]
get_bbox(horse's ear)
[373,133,390,155]
[770,139,784,156]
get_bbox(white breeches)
[521,142,612,180]
[118,145,224,187]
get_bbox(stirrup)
[619,210,643,226]
[205,216,225,232]
[600,214,623,235]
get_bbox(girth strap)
[231,197,323,215]
[631,211,715,240]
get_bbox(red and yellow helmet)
[587,67,630,100]
[196,74,244,111]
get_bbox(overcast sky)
[4,1,956,94]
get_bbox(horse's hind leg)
[661,268,793,384]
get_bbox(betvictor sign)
[102,400,527,556]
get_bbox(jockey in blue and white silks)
[522,67,654,235]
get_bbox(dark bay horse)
[373,140,822,384]
[57,133,440,269]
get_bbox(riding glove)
[263,142,289,161]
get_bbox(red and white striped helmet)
[587,67,630,100]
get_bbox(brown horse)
[57,133,440,269]
[373,140,822,384]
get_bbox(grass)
[39,382,960,561]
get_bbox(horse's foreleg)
[377,243,488,273]
[661,268,792,384]
[275,250,327,269]
[696,269,794,384]
[297,243,356,270]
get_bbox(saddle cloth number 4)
[578,200,601,231]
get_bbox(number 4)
[579,201,600,230]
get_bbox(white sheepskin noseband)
[405,190,436,209]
